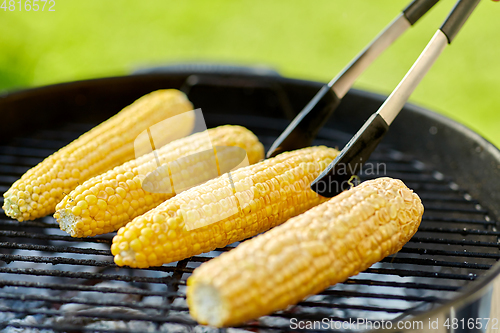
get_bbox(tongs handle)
[266,0,439,158]
[440,0,480,42]
[311,0,481,197]
[403,0,440,24]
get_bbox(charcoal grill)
[0,67,499,332]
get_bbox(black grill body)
[0,69,499,332]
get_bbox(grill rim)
[1,68,499,331]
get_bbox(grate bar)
[0,230,112,243]
[403,183,463,192]
[0,218,58,228]
[364,267,477,280]
[399,247,500,259]
[296,301,407,314]
[0,277,459,302]
[0,292,183,312]
[0,322,168,333]
[0,291,412,317]
[0,155,43,166]
[343,278,460,291]
[420,206,488,214]
[0,254,195,274]
[359,163,422,173]
[0,175,19,185]
[421,216,495,225]
[0,242,110,255]
[36,129,90,140]
[0,165,30,175]
[419,194,478,204]
[382,172,452,183]
[380,257,491,270]
[0,307,197,326]
[10,137,68,149]
[418,227,500,236]
[0,280,173,297]
[318,289,446,303]
[0,267,174,284]
[189,255,492,270]
[0,253,114,267]
[0,146,56,158]
[411,237,500,248]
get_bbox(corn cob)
[186,177,423,327]
[55,125,264,237]
[3,89,195,222]
[111,146,340,268]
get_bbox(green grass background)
[1,0,499,144]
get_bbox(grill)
[0,68,499,332]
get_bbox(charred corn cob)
[55,125,264,237]
[111,146,340,268]
[3,89,195,222]
[187,177,424,327]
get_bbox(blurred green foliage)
[1,0,499,144]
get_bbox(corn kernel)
[118,242,129,251]
[130,200,140,210]
[167,218,178,229]
[110,243,119,255]
[148,253,158,263]
[108,195,118,206]
[97,199,107,211]
[163,242,173,252]
[124,230,137,241]
[116,187,127,198]
[167,230,177,240]
[77,200,89,210]
[152,223,161,233]
[71,206,82,216]
[94,211,105,221]
[141,228,154,239]
[153,214,165,224]
[126,179,136,191]
[86,195,97,205]
[135,253,147,262]
[186,177,424,327]
[55,125,264,240]
[105,187,115,196]
[130,239,143,252]
[145,195,154,205]
[89,205,99,217]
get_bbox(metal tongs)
[267,0,480,197]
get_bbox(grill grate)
[0,113,498,333]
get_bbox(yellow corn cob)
[186,177,424,327]
[111,146,340,269]
[2,89,195,222]
[55,125,264,237]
